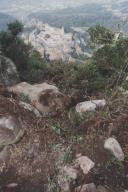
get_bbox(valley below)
[22,19,90,62]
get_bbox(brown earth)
[0,93,127,192]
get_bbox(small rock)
[75,183,96,192]
[0,115,17,131]
[58,174,70,192]
[58,166,78,192]
[76,156,95,174]
[0,147,10,163]
[104,137,124,161]
[76,153,82,158]
[0,114,24,149]
[76,100,106,113]
[6,183,18,188]
[63,166,78,179]
[28,143,40,159]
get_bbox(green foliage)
[92,37,128,86]
[46,32,128,95]
[46,60,106,95]
[0,31,13,52]
[0,21,48,82]
[51,125,61,135]
[92,45,117,76]
[0,21,30,79]
[26,51,48,83]
[8,20,23,36]
[88,24,114,45]
[114,38,128,69]
[88,26,128,87]
[0,21,23,53]
[105,156,125,178]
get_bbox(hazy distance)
[0,0,127,18]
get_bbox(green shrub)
[26,51,49,83]
[88,24,114,45]
[45,60,107,95]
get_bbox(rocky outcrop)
[8,82,70,116]
[0,55,19,86]
[22,19,86,62]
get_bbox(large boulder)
[0,114,24,146]
[0,55,19,86]
[8,82,70,116]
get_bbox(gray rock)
[6,183,18,188]
[104,137,124,161]
[28,143,40,159]
[76,99,106,113]
[0,146,10,163]
[0,55,19,86]
[58,166,78,192]
[76,156,95,174]
[62,166,78,180]
[0,114,24,149]
[58,174,71,192]
[9,82,70,116]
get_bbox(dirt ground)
[0,95,128,192]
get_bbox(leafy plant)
[88,24,114,45]
[51,125,61,135]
